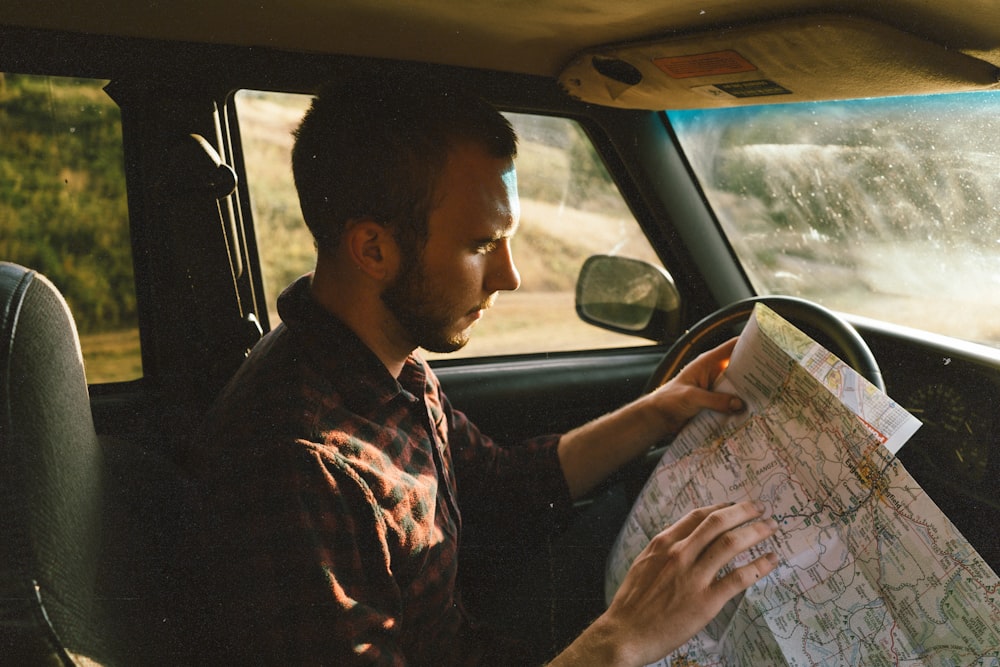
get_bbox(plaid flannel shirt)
[191,275,573,665]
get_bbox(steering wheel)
[624,295,884,504]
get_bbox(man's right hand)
[549,500,779,667]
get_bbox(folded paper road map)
[606,304,1000,666]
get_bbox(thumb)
[686,386,745,416]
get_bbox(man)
[189,75,778,665]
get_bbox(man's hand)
[557,338,744,499]
[645,337,743,436]
[550,501,779,667]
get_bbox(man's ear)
[343,218,399,281]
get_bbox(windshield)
[668,92,1000,347]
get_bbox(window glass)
[668,92,1000,347]
[0,73,140,382]
[235,90,662,357]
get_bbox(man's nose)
[486,238,520,292]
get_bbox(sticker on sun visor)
[692,80,792,99]
[653,50,757,79]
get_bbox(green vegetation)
[1,80,654,383]
[0,74,136,336]
[1,73,139,382]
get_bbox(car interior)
[2,0,1000,664]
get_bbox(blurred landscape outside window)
[235,90,663,358]
[0,73,140,383]
[669,92,1000,347]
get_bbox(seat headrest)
[0,261,106,664]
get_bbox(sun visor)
[558,14,1000,110]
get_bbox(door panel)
[434,347,663,444]
[434,347,664,649]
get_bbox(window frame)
[226,88,695,361]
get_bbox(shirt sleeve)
[441,391,576,547]
[196,444,410,666]
[416,360,574,534]
[449,407,572,510]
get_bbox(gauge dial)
[906,383,986,482]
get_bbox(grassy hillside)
[1,74,139,382]
[0,74,135,336]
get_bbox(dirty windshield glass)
[668,92,1000,347]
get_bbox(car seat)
[0,261,108,665]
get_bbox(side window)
[235,90,662,357]
[0,73,140,383]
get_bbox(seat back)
[0,261,107,665]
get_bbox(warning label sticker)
[692,80,792,99]
[653,50,757,79]
[715,80,792,97]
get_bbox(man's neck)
[309,267,413,378]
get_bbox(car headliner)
[2,1,1000,87]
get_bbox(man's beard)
[381,254,476,353]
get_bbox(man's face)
[381,142,521,353]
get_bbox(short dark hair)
[291,74,517,254]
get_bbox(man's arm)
[549,501,779,667]
[556,338,744,499]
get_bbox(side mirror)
[575,255,682,342]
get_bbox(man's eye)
[476,241,498,254]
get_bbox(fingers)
[602,501,780,663]
[716,551,781,599]
[651,379,744,435]
[699,511,778,578]
[681,385,745,416]
[662,501,733,541]
[666,501,779,585]
[654,337,744,430]
[678,337,738,386]
[702,336,738,366]
[687,501,775,559]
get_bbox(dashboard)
[865,328,1000,572]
